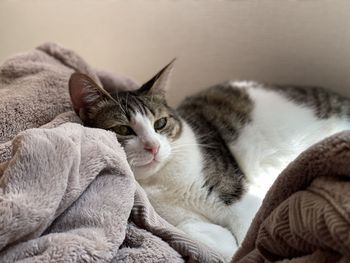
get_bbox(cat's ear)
[69,73,115,120]
[137,59,176,96]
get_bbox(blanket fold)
[0,123,135,262]
[232,131,350,263]
[0,42,224,263]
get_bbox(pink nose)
[144,145,159,155]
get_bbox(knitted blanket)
[232,131,350,262]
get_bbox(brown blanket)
[232,131,350,262]
[0,43,224,263]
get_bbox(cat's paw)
[177,220,238,262]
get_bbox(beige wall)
[1,0,350,106]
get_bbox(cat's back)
[178,81,350,196]
[178,81,350,135]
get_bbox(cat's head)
[69,61,182,179]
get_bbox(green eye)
[154,117,167,130]
[113,125,135,136]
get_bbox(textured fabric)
[0,122,135,262]
[132,184,224,263]
[0,43,224,263]
[232,131,350,263]
[0,42,137,160]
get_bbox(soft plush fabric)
[0,121,136,262]
[0,43,224,263]
[0,42,138,159]
[232,131,350,263]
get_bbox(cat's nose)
[144,144,159,155]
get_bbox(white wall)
[1,0,349,106]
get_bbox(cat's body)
[137,81,350,259]
[69,64,350,261]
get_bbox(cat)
[69,62,350,262]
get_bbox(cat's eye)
[154,117,167,131]
[113,125,135,136]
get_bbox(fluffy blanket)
[0,43,224,263]
[232,131,350,262]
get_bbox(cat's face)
[69,61,182,178]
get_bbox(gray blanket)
[0,43,224,263]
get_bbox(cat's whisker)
[150,92,154,104]
[171,143,217,150]
[193,132,216,140]
[171,145,215,150]
[170,150,187,156]
[116,93,127,116]
[127,154,138,161]
[121,105,127,116]
[125,93,129,112]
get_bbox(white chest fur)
[138,123,239,260]
[138,123,220,224]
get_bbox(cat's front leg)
[177,219,238,262]
[225,188,264,245]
